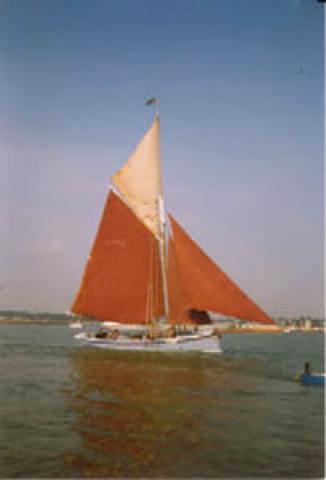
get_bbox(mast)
[144,96,169,321]
[154,106,169,322]
[158,192,169,320]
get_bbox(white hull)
[74,331,222,353]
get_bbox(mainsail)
[72,112,273,327]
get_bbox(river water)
[0,323,324,478]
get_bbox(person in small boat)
[295,362,313,382]
[303,362,312,376]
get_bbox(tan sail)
[111,116,162,237]
[167,215,274,325]
[71,191,164,324]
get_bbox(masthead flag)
[145,96,158,106]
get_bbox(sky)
[0,0,323,317]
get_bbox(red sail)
[71,191,164,324]
[167,215,274,325]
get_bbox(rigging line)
[158,195,169,320]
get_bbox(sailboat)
[71,99,274,352]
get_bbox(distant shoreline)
[0,316,323,334]
[0,311,324,333]
[224,328,325,334]
[0,317,71,326]
[0,312,86,326]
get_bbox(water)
[0,322,324,478]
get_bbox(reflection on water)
[65,345,325,479]
[66,350,259,477]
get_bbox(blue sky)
[0,0,323,317]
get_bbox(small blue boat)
[300,373,325,386]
